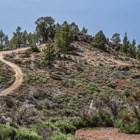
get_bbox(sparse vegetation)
[29,44,40,52]
[0,16,140,139]
[0,62,15,89]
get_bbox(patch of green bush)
[16,128,43,140]
[114,119,140,134]
[0,124,43,140]
[84,112,113,127]
[34,122,58,139]
[29,44,40,52]
[0,124,16,140]
[55,121,76,134]
[48,134,82,140]
[34,117,84,136]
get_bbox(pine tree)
[128,39,136,58]
[70,22,79,33]
[122,32,130,53]
[22,30,28,46]
[10,26,23,48]
[44,39,55,68]
[111,33,121,44]
[0,30,9,50]
[137,44,140,60]
[35,16,55,43]
[81,27,88,35]
[54,24,74,55]
[0,30,5,46]
[92,30,107,51]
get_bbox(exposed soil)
[0,45,45,96]
[0,48,27,96]
[76,128,140,140]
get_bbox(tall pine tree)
[122,32,130,53]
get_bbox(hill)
[0,35,140,139]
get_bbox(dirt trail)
[76,128,140,140]
[0,48,28,96]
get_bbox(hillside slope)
[0,41,139,115]
[0,41,140,139]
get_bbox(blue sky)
[0,0,140,44]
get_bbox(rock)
[99,63,104,66]
[76,33,93,43]
[0,116,12,124]
[109,42,120,51]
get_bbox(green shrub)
[29,44,40,52]
[114,118,123,129]
[0,124,16,140]
[48,134,67,140]
[92,42,107,52]
[84,112,113,127]
[34,122,58,139]
[68,118,85,129]
[48,134,82,140]
[114,119,140,134]
[33,117,84,138]
[0,124,43,140]
[4,96,15,108]
[16,128,43,140]
[61,80,76,88]
[55,121,76,134]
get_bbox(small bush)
[0,124,16,140]
[48,134,82,140]
[29,44,40,52]
[34,122,58,139]
[16,128,43,140]
[55,121,76,134]
[114,119,140,134]
[4,96,15,108]
[84,112,113,127]
[0,124,43,140]
[92,42,107,52]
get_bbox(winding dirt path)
[0,48,28,96]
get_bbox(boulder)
[76,33,93,43]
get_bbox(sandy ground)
[0,48,28,96]
[0,45,46,96]
[76,128,140,140]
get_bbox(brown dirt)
[0,48,28,96]
[110,77,132,90]
[75,128,140,140]
[0,45,45,96]
[115,79,132,89]
[73,42,137,68]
